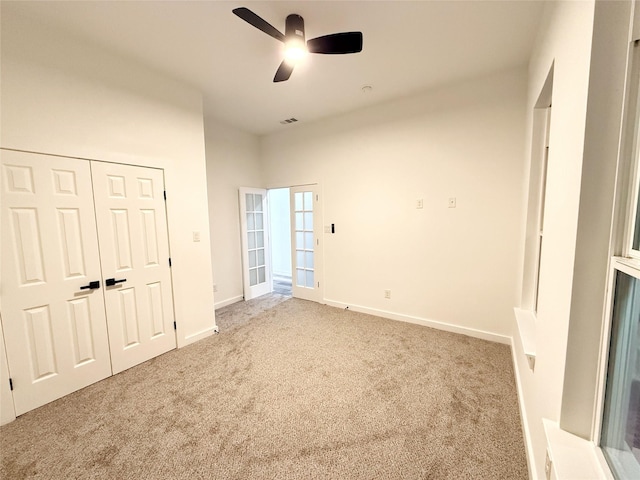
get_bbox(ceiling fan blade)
[274,60,294,83]
[307,32,363,54]
[232,7,285,42]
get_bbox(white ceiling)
[2,1,545,136]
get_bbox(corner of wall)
[204,115,262,308]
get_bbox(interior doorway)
[241,184,323,302]
[267,188,292,296]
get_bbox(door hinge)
[9,378,13,391]
[169,257,172,267]
[173,321,177,330]
[164,191,167,201]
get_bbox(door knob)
[105,278,127,287]
[80,280,100,290]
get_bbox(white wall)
[268,188,292,278]
[511,1,597,477]
[260,68,527,341]
[0,11,216,349]
[204,118,262,308]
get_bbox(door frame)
[266,187,293,285]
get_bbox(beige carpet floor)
[0,295,528,479]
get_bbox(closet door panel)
[91,162,176,374]
[1,150,112,415]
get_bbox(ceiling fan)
[232,7,363,83]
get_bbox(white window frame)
[623,114,640,259]
[520,65,554,315]
[593,257,640,478]
[593,21,640,479]
[533,106,552,313]
[619,21,640,260]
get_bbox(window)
[633,188,640,252]
[514,66,554,372]
[628,118,640,257]
[601,267,640,479]
[520,65,553,314]
[600,40,640,480]
[534,106,551,312]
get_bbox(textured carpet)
[0,296,528,479]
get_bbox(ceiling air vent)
[280,117,298,125]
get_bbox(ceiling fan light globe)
[285,46,307,64]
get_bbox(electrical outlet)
[416,198,423,209]
[193,231,201,242]
[384,289,391,299]
[448,197,457,208]
[544,451,552,480]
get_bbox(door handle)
[80,280,100,290]
[105,278,127,287]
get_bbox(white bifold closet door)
[1,151,112,415]
[91,161,176,374]
[1,151,176,416]
[91,162,176,374]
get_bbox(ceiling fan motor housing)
[286,14,305,42]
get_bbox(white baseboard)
[214,295,243,310]
[0,414,15,426]
[179,325,218,348]
[323,299,511,345]
[510,336,538,480]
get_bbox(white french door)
[91,162,176,374]
[239,188,272,300]
[1,151,112,415]
[290,185,323,303]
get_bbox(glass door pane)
[246,193,267,287]
[293,191,313,288]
